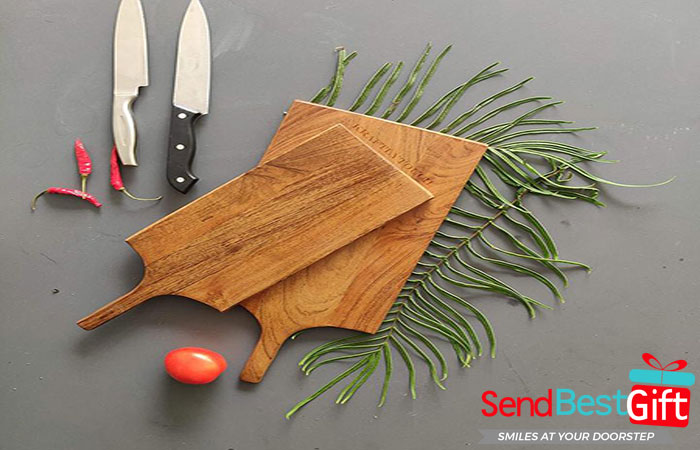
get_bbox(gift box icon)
[629,353,696,386]
[628,353,694,427]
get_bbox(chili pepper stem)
[80,175,87,196]
[119,188,163,202]
[110,146,162,202]
[31,190,47,211]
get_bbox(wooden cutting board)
[77,124,433,330]
[239,101,487,382]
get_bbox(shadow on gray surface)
[155,373,220,429]
[70,295,255,356]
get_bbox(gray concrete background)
[1,1,698,449]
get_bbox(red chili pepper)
[74,139,92,176]
[31,187,102,210]
[74,139,92,193]
[110,146,162,201]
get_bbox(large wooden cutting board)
[77,125,433,330]
[239,101,487,382]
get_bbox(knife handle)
[167,106,201,194]
[112,94,139,166]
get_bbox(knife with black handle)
[167,0,211,194]
[167,107,201,193]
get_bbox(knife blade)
[113,0,149,167]
[167,0,211,193]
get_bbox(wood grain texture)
[77,124,432,330]
[239,101,487,382]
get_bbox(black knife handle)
[167,106,201,193]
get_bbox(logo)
[627,353,694,428]
[481,353,694,428]
[481,389,630,417]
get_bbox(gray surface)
[1,1,699,449]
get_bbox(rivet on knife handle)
[167,106,201,193]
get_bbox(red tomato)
[164,347,227,384]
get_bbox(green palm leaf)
[286,44,671,418]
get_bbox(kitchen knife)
[167,0,211,193]
[113,0,149,167]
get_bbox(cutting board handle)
[77,278,155,330]
[239,327,290,383]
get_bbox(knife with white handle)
[167,0,211,193]
[113,0,149,167]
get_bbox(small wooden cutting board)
[77,124,433,330]
[239,101,487,382]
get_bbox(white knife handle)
[112,93,139,166]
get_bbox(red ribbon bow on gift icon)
[642,353,687,372]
